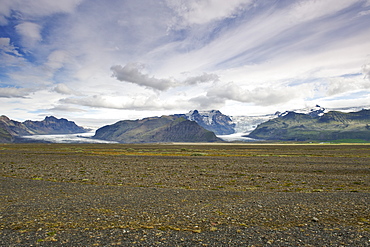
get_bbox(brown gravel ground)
[0,143,369,246]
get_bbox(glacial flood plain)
[1,143,369,245]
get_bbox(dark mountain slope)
[248,109,370,141]
[93,115,221,143]
[0,116,34,142]
[23,116,88,135]
[0,115,89,143]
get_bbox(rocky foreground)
[0,143,369,246]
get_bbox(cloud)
[189,95,226,110]
[60,95,115,109]
[318,91,370,110]
[53,84,81,95]
[183,73,219,85]
[58,92,208,111]
[325,76,370,96]
[45,50,70,70]
[155,0,364,76]
[7,66,54,87]
[1,1,370,122]
[288,0,355,23]
[0,0,83,25]
[358,9,370,17]
[111,63,177,91]
[363,63,370,80]
[0,38,21,56]
[166,0,252,26]
[207,82,308,106]
[0,87,33,98]
[0,38,25,66]
[111,63,220,91]
[17,0,83,17]
[15,22,43,45]
[48,105,86,112]
[59,94,184,111]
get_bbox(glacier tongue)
[217,133,259,142]
[231,114,276,133]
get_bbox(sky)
[1,0,370,127]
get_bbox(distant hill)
[93,115,222,143]
[0,115,89,143]
[23,116,88,135]
[247,109,370,141]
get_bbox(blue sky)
[1,0,370,127]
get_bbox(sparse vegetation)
[1,143,369,192]
[0,143,369,245]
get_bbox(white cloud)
[0,52,25,67]
[15,22,43,45]
[111,63,177,91]
[48,105,86,112]
[153,0,363,77]
[0,0,83,25]
[0,87,33,98]
[60,94,172,111]
[53,84,81,95]
[16,0,83,17]
[325,76,370,96]
[189,94,225,110]
[0,38,25,66]
[1,0,370,124]
[207,81,311,106]
[0,38,21,56]
[167,0,253,26]
[319,93,370,110]
[288,0,355,23]
[363,63,370,80]
[0,2,11,25]
[358,9,370,17]
[46,50,70,70]
[111,63,220,91]
[183,73,219,85]
[8,69,53,87]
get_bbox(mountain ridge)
[2,106,370,143]
[247,109,370,141]
[0,115,89,143]
[93,115,222,143]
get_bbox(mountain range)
[0,116,89,143]
[1,106,370,143]
[248,109,370,141]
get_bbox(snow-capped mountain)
[275,105,327,118]
[275,105,370,118]
[182,107,328,135]
[181,105,370,137]
[180,110,235,135]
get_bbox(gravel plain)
[0,143,369,246]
